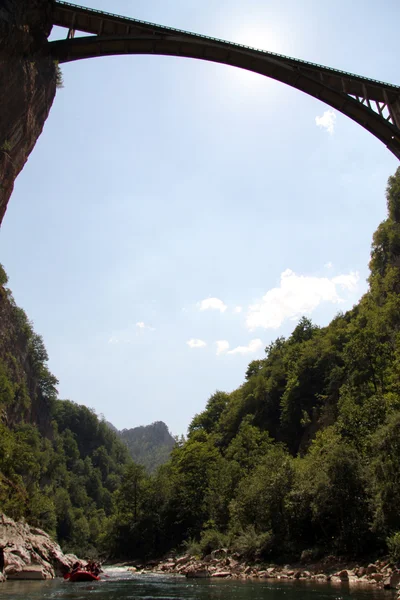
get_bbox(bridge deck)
[49,1,400,160]
[53,1,399,104]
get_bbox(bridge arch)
[49,1,400,161]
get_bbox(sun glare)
[234,25,284,53]
[221,24,286,91]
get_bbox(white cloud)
[187,339,207,349]
[199,297,227,313]
[332,273,358,291]
[246,269,359,330]
[315,109,336,135]
[216,340,230,355]
[136,321,155,331]
[227,339,263,355]
[233,306,243,314]
[324,261,333,269]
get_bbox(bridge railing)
[55,1,399,91]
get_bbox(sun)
[220,24,286,91]
[233,25,284,54]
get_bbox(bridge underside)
[49,2,400,161]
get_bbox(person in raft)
[70,561,81,575]
[85,560,101,576]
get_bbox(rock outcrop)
[0,0,56,225]
[0,514,77,581]
[128,552,400,590]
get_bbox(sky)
[0,0,399,436]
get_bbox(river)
[0,568,395,600]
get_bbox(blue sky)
[0,0,399,436]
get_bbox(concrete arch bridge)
[49,1,400,160]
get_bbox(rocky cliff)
[0,0,56,225]
[116,421,176,473]
[0,265,57,436]
[0,514,77,581]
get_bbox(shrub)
[199,529,228,556]
[231,526,273,560]
[54,61,64,89]
[387,532,400,563]
[1,140,12,153]
[182,537,201,557]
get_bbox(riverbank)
[121,551,400,591]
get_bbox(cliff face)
[0,0,56,225]
[0,513,77,581]
[0,266,57,436]
[117,421,176,472]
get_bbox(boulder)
[0,513,77,581]
[294,571,302,579]
[211,549,228,560]
[389,570,400,589]
[383,577,392,589]
[175,555,191,566]
[227,558,240,572]
[185,566,209,578]
[244,566,253,574]
[7,565,53,580]
[212,571,231,578]
[4,552,26,576]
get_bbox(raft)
[68,570,100,582]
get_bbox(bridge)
[49,1,400,160]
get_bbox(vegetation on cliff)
[113,421,175,473]
[2,168,400,563]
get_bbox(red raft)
[66,570,101,582]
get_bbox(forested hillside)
[1,168,400,564]
[0,273,131,557]
[105,168,400,561]
[115,421,175,473]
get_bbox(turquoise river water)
[0,568,395,600]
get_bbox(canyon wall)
[0,514,77,581]
[0,0,56,225]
